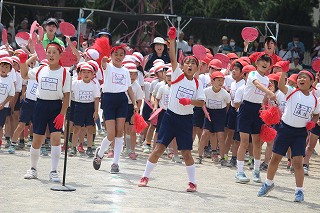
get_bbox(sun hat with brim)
[0,57,14,68]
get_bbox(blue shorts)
[273,122,307,157]
[156,109,165,132]
[19,98,36,125]
[69,100,76,122]
[14,92,22,111]
[102,92,128,120]
[142,100,152,122]
[125,104,134,125]
[73,102,95,127]
[237,101,263,134]
[33,99,62,135]
[203,108,227,133]
[226,107,237,129]
[157,109,193,150]
[0,107,9,126]
[310,124,320,137]
[192,106,205,128]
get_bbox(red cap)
[268,73,280,82]
[227,53,239,60]
[242,65,256,74]
[288,74,298,83]
[210,71,225,79]
[209,59,222,70]
[240,56,251,65]
[231,58,249,69]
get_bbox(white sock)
[237,160,244,173]
[143,160,157,178]
[186,164,196,184]
[51,145,61,172]
[254,159,261,171]
[265,179,274,186]
[295,187,303,193]
[30,146,40,170]
[113,137,123,165]
[98,136,111,158]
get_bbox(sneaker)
[260,162,268,171]
[235,172,250,183]
[93,147,103,170]
[26,140,32,148]
[110,163,119,174]
[129,152,137,160]
[172,155,182,163]
[252,170,262,183]
[107,149,114,158]
[24,168,38,179]
[8,145,16,154]
[98,129,103,135]
[244,152,249,161]
[186,182,197,192]
[143,145,151,154]
[77,144,85,153]
[40,147,48,156]
[49,171,61,182]
[204,147,212,158]
[18,141,25,149]
[4,140,11,148]
[212,152,219,163]
[294,190,304,202]
[257,182,274,197]
[86,147,94,157]
[138,177,149,187]
[220,158,227,167]
[195,156,203,164]
[227,158,237,167]
[303,164,309,176]
[69,147,77,157]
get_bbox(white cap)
[85,48,100,60]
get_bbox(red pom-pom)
[306,121,316,131]
[260,124,277,142]
[133,113,148,133]
[260,106,281,125]
[91,37,111,68]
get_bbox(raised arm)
[278,61,290,95]
[168,27,178,71]
[66,36,81,63]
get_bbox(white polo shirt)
[102,63,131,93]
[243,71,269,104]
[204,87,231,109]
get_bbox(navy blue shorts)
[142,101,152,122]
[237,101,263,134]
[33,99,62,135]
[157,109,193,150]
[310,124,320,137]
[102,92,128,120]
[125,104,134,125]
[203,108,227,133]
[19,98,36,125]
[69,100,76,122]
[156,109,165,132]
[73,102,95,127]
[226,107,237,130]
[14,92,22,111]
[192,106,205,128]
[0,107,9,126]
[273,122,307,157]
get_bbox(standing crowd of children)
[1,18,320,202]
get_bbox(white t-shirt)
[204,87,231,109]
[137,71,144,87]
[243,71,269,104]
[276,89,287,114]
[167,67,206,115]
[150,79,159,95]
[156,84,170,110]
[126,80,144,104]
[0,75,15,107]
[230,79,245,107]
[199,74,211,89]
[102,63,131,93]
[223,74,235,92]
[144,81,151,101]
[72,79,100,103]
[28,66,71,100]
[152,81,165,97]
[95,68,103,82]
[25,79,38,101]
[234,84,245,104]
[15,72,23,93]
[282,86,320,127]
[177,40,189,53]
[9,68,17,83]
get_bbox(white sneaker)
[49,171,61,182]
[172,155,182,163]
[235,172,250,183]
[24,168,37,179]
[303,165,309,176]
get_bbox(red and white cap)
[80,62,95,73]
[122,55,135,65]
[85,48,100,60]
[132,52,144,65]
[0,45,13,52]
[0,50,10,59]
[14,49,27,55]
[0,57,14,67]
[11,56,20,64]
[153,59,165,67]
[154,64,165,73]
[164,63,172,69]
[76,61,87,70]
[166,68,173,76]
[149,67,155,76]
[87,60,99,73]
[124,62,138,72]
[39,59,49,66]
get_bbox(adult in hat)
[217,35,232,53]
[42,18,65,49]
[144,37,170,72]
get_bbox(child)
[196,72,231,165]
[20,42,70,182]
[0,57,15,148]
[235,54,276,184]
[138,27,205,192]
[258,69,319,202]
[93,44,138,174]
[69,63,100,157]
